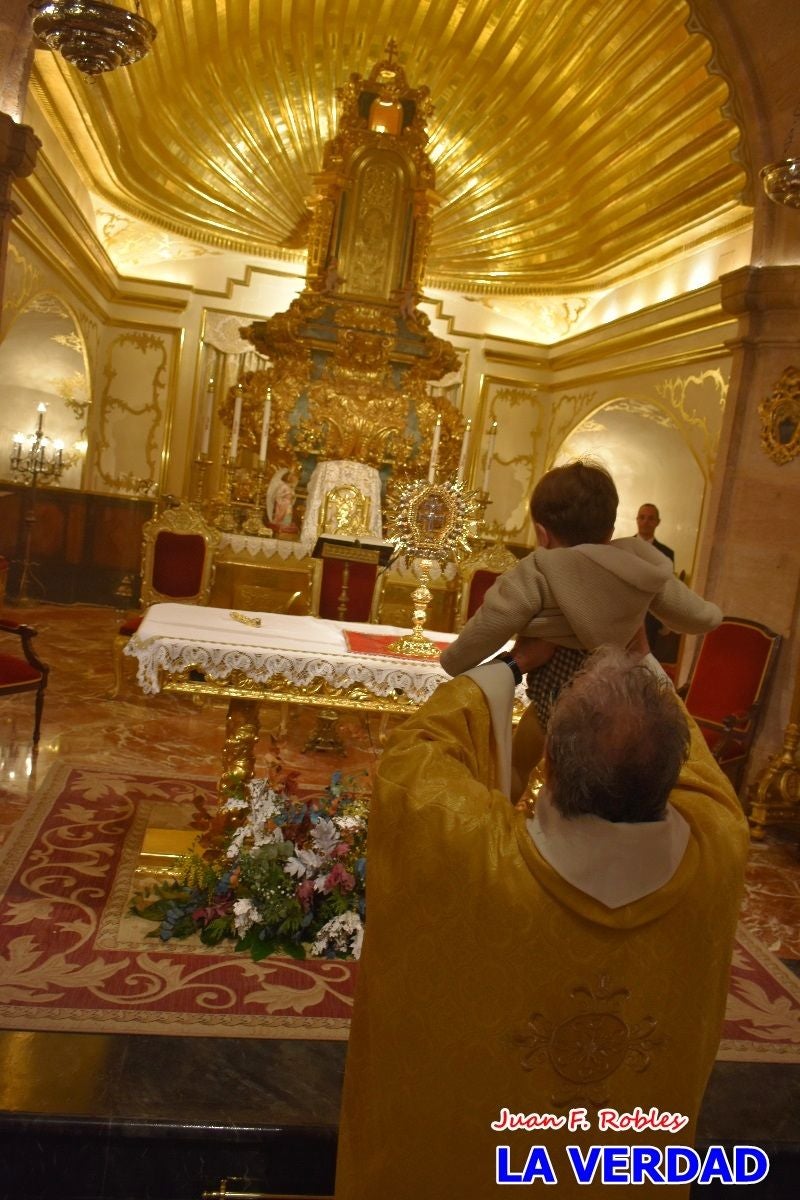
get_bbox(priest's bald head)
[543,646,690,823]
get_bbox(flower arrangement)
[131,763,368,962]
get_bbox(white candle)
[259,390,272,462]
[428,412,442,483]
[456,418,472,482]
[229,389,243,460]
[482,419,498,494]
[200,377,214,456]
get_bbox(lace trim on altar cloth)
[126,638,450,699]
[124,605,453,699]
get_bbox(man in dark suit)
[637,502,674,562]
[637,503,678,663]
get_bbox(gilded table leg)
[747,722,800,840]
[219,697,260,804]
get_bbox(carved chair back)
[112,501,220,697]
[0,618,49,743]
[682,616,782,792]
[139,501,220,607]
[454,541,518,631]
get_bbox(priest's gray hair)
[544,646,690,822]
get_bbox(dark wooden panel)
[0,482,154,605]
[0,490,23,559]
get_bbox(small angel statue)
[266,468,299,530]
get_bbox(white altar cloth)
[126,602,456,702]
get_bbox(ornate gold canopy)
[29,0,748,293]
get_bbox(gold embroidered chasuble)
[335,676,749,1198]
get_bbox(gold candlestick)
[212,455,237,532]
[192,454,212,505]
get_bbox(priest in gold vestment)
[335,647,749,1198]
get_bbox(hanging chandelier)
[761,158,800,210]
[29,1,157,77]
[761,103,800,210]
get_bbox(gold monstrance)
[385,477,480,657]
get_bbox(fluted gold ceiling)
[30,0,747,292]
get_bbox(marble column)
[696,265,800,785]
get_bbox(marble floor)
[1,603,799,1199]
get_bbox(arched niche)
[0,293,90,490]
[553,399,706,579]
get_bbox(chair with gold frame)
[0,617,49,743]
[679,616,782,794]
[453,540,518,631]
[112,501,220,696]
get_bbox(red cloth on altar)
[343,630,450,660]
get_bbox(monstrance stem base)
[386,628,441,658]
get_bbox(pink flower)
[191,898,232,925]
[323,863,355,893]
[297,879,315,911]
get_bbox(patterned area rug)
[1,763,799,1057]
[0,764,355,1039]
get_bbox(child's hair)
[530,460,618,545]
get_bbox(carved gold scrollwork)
[162,670,422,717]
[748,723,800,839]
[219,698,260,804]
[238,47,465,489]
[759,366,800,465]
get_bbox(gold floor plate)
[136,828,199,881]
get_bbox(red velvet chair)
[454,541,518,630]
[0,617,49,743]
[681,617,782,792]
[112,501,220,695]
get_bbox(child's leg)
[511,702,546,804]
[511,647,589,803]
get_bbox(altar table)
[125,602,457,799]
